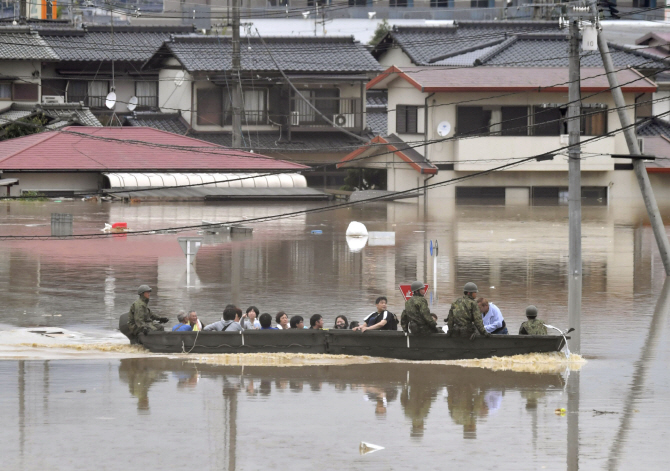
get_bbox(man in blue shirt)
[172,312,193,332]
[477,298,508,334]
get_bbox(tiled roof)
[158,36,382,73]
[338,134,437,174]
[0,126,308,171]
[0,32,58,60]
[372,21,560,65]
[190,131,367,154]
[366,111,387,137]
[480,37,668,68]
[637,117,670,138]
[126,112,189,135]
[366,90,387,109]
[368,66,657,93]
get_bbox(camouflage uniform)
[447,296,488,338]
[127,297,164,338]
[518,318,548,335]
[401,294,438,335]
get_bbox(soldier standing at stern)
[518,305,548,335]
[401,281,439,335]
[127,285,169,344]
[447,282,490,339]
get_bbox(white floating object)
[360,442,385,455]
[367,231,395,246]
[490,286,495,289]
[346,221,368,237]
[346,235,368,252]
[101,223,112,232]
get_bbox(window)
[348,0,367,4]
[67,81,87,104]
[430,0,450,6]
[307,0,328,5]
[501,106,528,136]
[390,0,408,6]
[581,107,607,136]
[135,81,158,108]
[532,106,562,136]
[242,89,266,124]
[456,106,491,136]
[0,83,11,100]
[87,81,108,108]
[12,83,39,101]
[290,89,339,125]
[41,79,66,97]
[197,88,223,126]
[396,105,418,134]
[470,0,489,7]
[268,0,289,5]
[632,0,651,7]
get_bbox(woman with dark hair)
[275,311,290,330]
[290,315,304,329]
[242,306,260,330]
[334,315,348,329]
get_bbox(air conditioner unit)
[42,95,65,104]
[637,138,644,154]
[333,113,355,128]
[290,111,299,126]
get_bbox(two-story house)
[339,26,669,203]
[141,35,382,187]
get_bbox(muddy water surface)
[0,199,668,470]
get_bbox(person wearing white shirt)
[476,298,508,334]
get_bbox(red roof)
[0,127,308,171]
[367,66,657,93]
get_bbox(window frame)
[196,87,224,126]
[396,104,420,134]
[135,80,159,109]
[0,82,12,101]
[12,83,39,102]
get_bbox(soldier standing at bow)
[446,282,490,340]
[401,281,439,335]
[127,285,169,344]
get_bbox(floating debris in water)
[593,410,619,416]
[555,408,567,416]
[189,352,389,367]
[359,442,384,455]
[425,352,586,374]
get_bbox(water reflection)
[118,358,168,412]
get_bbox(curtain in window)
[0,83,11,99]
[136,81,157,97]
[243,90,265,124]
[88,81,108,108]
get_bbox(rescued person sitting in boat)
[400,281,439,335]
[259,313,278,330]
[127,285,169,342]
[446,282,490,339]
[276,311,291,330]
[241,306,260,330]
[519,305,548,335]
[188,310,204,331]
[172,311,193,332]
[477,298,508,335]
[203,306,243,332]
[349,321,360,330]
[355,296,398,332]
[334,315,349,329]
[290,315,304,329]
[309,314,324,330]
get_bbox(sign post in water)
[178,237,202,287]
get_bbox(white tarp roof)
[103,172,307,189]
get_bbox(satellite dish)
[436,121,451,137]
[105,91,117,110]
[174,70,185,86]
[127,96,138,112]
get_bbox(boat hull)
[134,329,566,360]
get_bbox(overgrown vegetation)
[0,191,48,202]
[368,20,391,47]
[340,169,387,191]
[0,113,49,141]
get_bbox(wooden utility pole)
[231,0,243,148]
[567,16,582,354]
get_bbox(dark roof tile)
[126,112,189,135]
[637,117,670,138]
[0,32,58,60]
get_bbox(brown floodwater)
[0,198,669,470]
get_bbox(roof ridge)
[427,37,507,64]
[608,41,669,64]
[474,36,518,66]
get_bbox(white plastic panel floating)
[103,173,307,189]
[346,221,368,237]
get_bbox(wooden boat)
[119,314,566,360]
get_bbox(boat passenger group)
[126,281,549,343]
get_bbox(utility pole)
[231,0,243,148]
[567,14,582,354]
[588,0,670,276]
[19,0,27,23]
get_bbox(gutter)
[424,92,435,165]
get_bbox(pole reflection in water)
[607,277,670,470]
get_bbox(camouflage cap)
[137,285,152,295]
[525,305,538,317]
[410,281,424,292]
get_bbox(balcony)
[454,136,616,172]
[289,97,362,131]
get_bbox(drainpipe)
[189,78,194,131]
[424,93,435,162]
[422,172,436,283]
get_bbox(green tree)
[0,113,50,141]
[341,168,387,191]
[369,20,391,47]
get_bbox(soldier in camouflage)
[446,282,490,339]
[518,305,548,335]
[401,281,439,335]
[127,285,168,343]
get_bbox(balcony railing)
[289,97,362,130]
[137,95,158,109]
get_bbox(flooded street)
[0,199,669,470]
